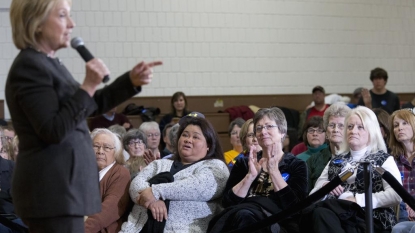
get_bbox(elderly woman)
[120,117,229,233]
[85,129,131,233]
[296,116,328,162]
[306,106,401,233]
[139,121,162,157]
[208,107,308,233]
[6,0,161,230]
[306,103,351,191]
[228,119,262,169]
[389,108,415,233]
[224,118,246,164]
[123,129,148,178]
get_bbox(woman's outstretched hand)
[130,61,163,87]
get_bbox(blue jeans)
[392,221,415,233]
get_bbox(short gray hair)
[123,129,147,154]
[139,121,160,134]
[253,107,287,136]
[323,102,351,130]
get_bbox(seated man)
[90,107,133,131]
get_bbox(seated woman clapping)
[85,129,131,233]
[208,107,308,233]
[119,115,230,233]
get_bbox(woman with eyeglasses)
[303,106,401,233]
[208,107,307,233]
[224,118,246,165]
[139,122,162,160]
[296,116,328,162]
[389,108,415,233]
[85,128,131,233]
[227,119,262,170]
[306,102,351,191]
[123,129,148,179]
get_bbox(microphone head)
[70,37,84,49]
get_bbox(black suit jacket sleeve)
[9,57,138,144]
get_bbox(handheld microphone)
[70,37,110,83]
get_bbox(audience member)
[123,129,148,179]
[85,129,131,233]
[402,97,415,109]
[139,121,162,159]
[2,126,15,144]
[347,87,363,109]
[208,107,307,233]
[224,118,246,165]
[306,102,350,191]
[304,106,401,233]
[0,155,27,232]
[108,124,127,140]
[389,108,415,233]
[298,85,330,133]
[120,117,229,232]
[159,91,189,132]
[296,116,328,162]
[0,130,13,161]
[227,119,262,170]
[160,122,175,158]
[373,108,392,153]
[90,107,133,131]
[358,67,400,114]
[12,136,19,160]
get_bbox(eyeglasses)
[147,133,160,138]
[93,144,115,152]
[3,136,13,142]
[307,128,325,134]
[246,133,255,138]
[128,140,144,147]
[255,125,278,133]
[327,123,344,130]
[231,131,240,136]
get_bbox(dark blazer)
[85,163,132,233]
[5,48,140,218]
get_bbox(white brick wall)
[2,0,415,119]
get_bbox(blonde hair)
[10,0,72,49]
[389,110,415,158]
[90,128,125,165]
[337,106,386,154]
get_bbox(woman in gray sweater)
[120,115,229,233]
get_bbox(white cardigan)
[119,159,230,233]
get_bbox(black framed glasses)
[128,140,144,147]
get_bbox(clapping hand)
[143,149,160,165]
[247,146,264,180]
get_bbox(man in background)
[90,107,132,131]
[358,67,400,114]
